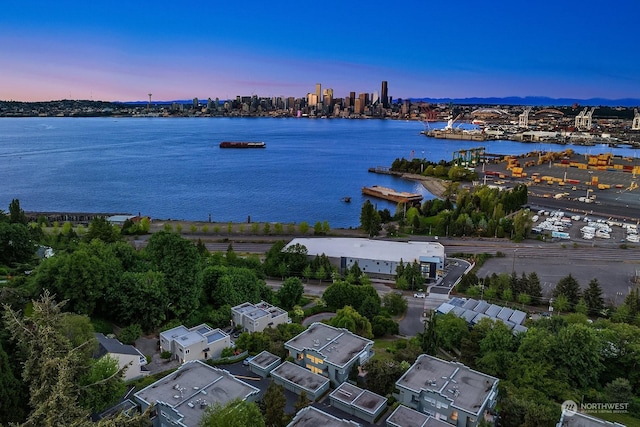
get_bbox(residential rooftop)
[436,298,528,333]
[286,322,373,368]
[396,354,498,415]
[134,361,259,427]
[287,406,361,427]
[270,361,330,395]
[94,333,144,358]
[386,404,452,427]
[250,350,281,369]
[330,382,387,415]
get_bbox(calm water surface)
[0,117,635,228]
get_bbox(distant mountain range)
[406,96,640,107]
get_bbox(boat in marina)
[219,141,266,148]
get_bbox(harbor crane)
[518,107,532,128]
[444,113,463,131]
[575,107,596,130]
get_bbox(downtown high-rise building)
[381,81,389,108]
[315,83,322,103]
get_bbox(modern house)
[329,382,387,424]
[159,324,230,363]
[287,406,361,427]
[94,333,149,382]
[231,301,289,333]
[270,361,331,401]
[284,322,374,387]
[386,405,452,427]
[394,354,499,427]
[134,360,260,427]
[284,237,445,282]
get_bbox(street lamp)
[512,249,518,274]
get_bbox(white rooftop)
[285,238,444,263]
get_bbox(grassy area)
[371,337,400,363]
[595,411,640,427]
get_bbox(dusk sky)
[1,1,638,102]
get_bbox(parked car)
[414,293,426,298]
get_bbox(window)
[306,364,323,375]
[450,411,458,421]
[306,354,323,365]
[185,349,190,354]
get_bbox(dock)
[362,185,423,204]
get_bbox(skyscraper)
[381,81,389,108]
[315,83,322,103]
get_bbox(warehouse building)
[284,238,445,282]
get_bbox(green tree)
[262,382,287,427]
[556,323,603,388]
[382,293,408,316]
[0,340,27,424]
[583,278,604,315]
[9,198,27,225]
[0,222,34,266]
[79,355,126,412]
[107,270,169,331]
[298,221,309,234]
[294,390,310,412]
[277,277,304,310]
[552,294,570,315]
[145,231,202,318]
[604,377,633,404]
[553,274,581,309]
[436,313,470,352]
[360,200,382,237]
[85,216,120,243]
[200,399,265,427]
[361,359,406,395]
[313,221,323,235]
[3,291,151,427]
[329,305,373,339]
[517,292,531,308]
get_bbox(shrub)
[160,351,172,360]
[117,324,142,345]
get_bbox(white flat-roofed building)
[284,238,445,281]
[285,322,374,387]
[134,360,259,427]
[394,354,499,427]
[160,324,230,363]
[231,301,289,333]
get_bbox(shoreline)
[402,174,448,199]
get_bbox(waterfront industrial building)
[284,238,445,282]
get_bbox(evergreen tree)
[262,382,287,427]
[359,200,382,237]
[583,278,604,315]
[553,274,581,309]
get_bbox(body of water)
[1,117,637,228]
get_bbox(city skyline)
[1,1,638,102]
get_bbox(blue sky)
[1,0,638,102]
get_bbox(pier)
[361,185,423,204]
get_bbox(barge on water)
[219,141,266,148]
[362,185,423,204]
